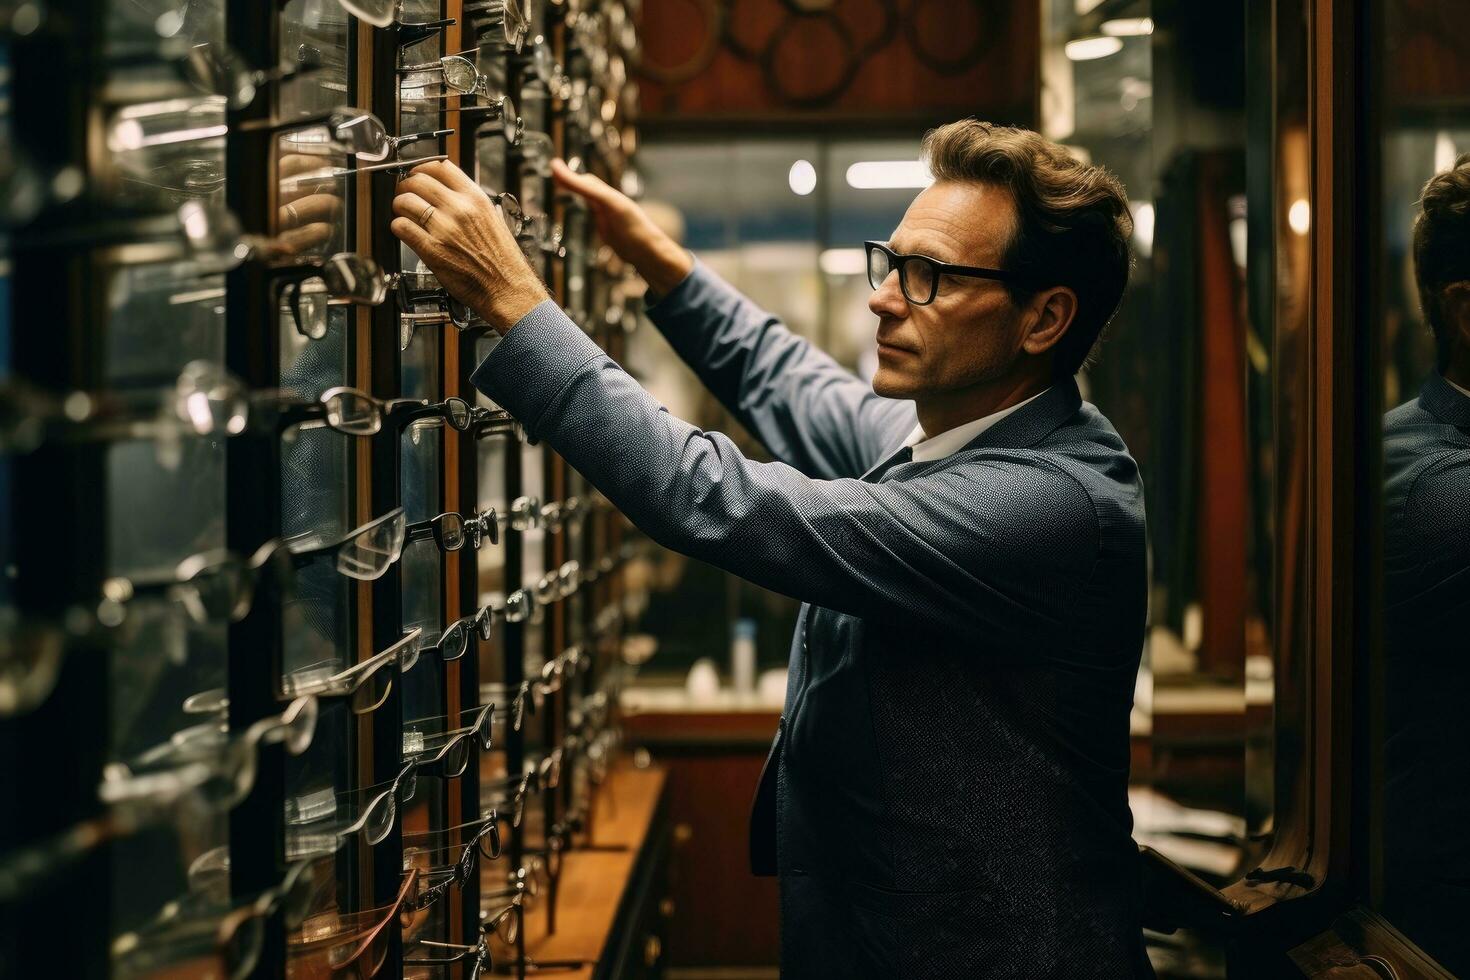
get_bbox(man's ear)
[1021,286,1079,356]
[1446,282,1470,345]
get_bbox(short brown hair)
[1413,153,1470,371]
[921,119,1133,376]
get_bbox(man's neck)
[914,370,1054,438]
[1444,355,1470,395]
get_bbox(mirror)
[1374,0,1470,972]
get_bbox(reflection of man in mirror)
[1382,153,1470,976]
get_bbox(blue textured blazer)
[1381,373,1470,977]
[471,261,1152,978]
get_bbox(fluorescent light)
[788,159,817,196]
[1101,17,1153,36]
[845,160,933,190]
[1288,198,1311,236]
[1064,36,1123,61]
[819,248,867,276]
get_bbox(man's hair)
[921,119,1133,376]
[1413,153,1470,372]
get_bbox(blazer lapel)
[861,378,1083,481]
[966,376,1083,451]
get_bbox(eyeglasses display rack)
[0,0,646,976]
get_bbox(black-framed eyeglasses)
[255,386,423,437]
[471,408,521,441]
[400,818,502,918]
[392,271,475,328]
[864,240,1029,306]
[391,395,476,431]
[285,508,407,582]
[273,252,391,341]
[405,507,499,553]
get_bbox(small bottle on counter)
[731,617,757,696]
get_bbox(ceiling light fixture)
[1064,36,1123,61]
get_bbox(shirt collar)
[902,387,1052,464]
[1447,376,1470,400]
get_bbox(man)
[392,119,1151,978]
[1381,154,1470,977]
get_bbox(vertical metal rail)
[366,19,408,962]
[448,9,487,948]
[429,0,480,954]
[223,3,289,977]
[4,2,111,975]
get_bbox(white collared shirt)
[1447,376,1470,399]
[901,387,1051,464]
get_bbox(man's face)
[867,180,1031,399]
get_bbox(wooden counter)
[520,761,671,979]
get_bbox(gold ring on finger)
[418,204,436,227]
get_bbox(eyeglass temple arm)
[397,18,456,48]
[404,521,436,542]
[393,128,455,149]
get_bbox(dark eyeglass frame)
[391,272,475,328]
[272,252,390,341]
[471,408,521,440]
[405,507,500,553]
[401,816,503,914]
[863,240,1031,306]
[256,386,424,437]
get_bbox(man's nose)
[868,271,908,318]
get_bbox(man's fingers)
[391,216,436,256]
[424,158,482,197]
[550,158,613,203]
[398,169,453,204]
[405,158,478,198]
[392,191,436,227]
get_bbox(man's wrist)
[639,240,694,297]
[482,276,551,335]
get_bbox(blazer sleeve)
[644,258,912,480]
[471,301,1101,652]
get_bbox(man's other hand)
[550,159,693,296]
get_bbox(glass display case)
[0,0,645,976]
